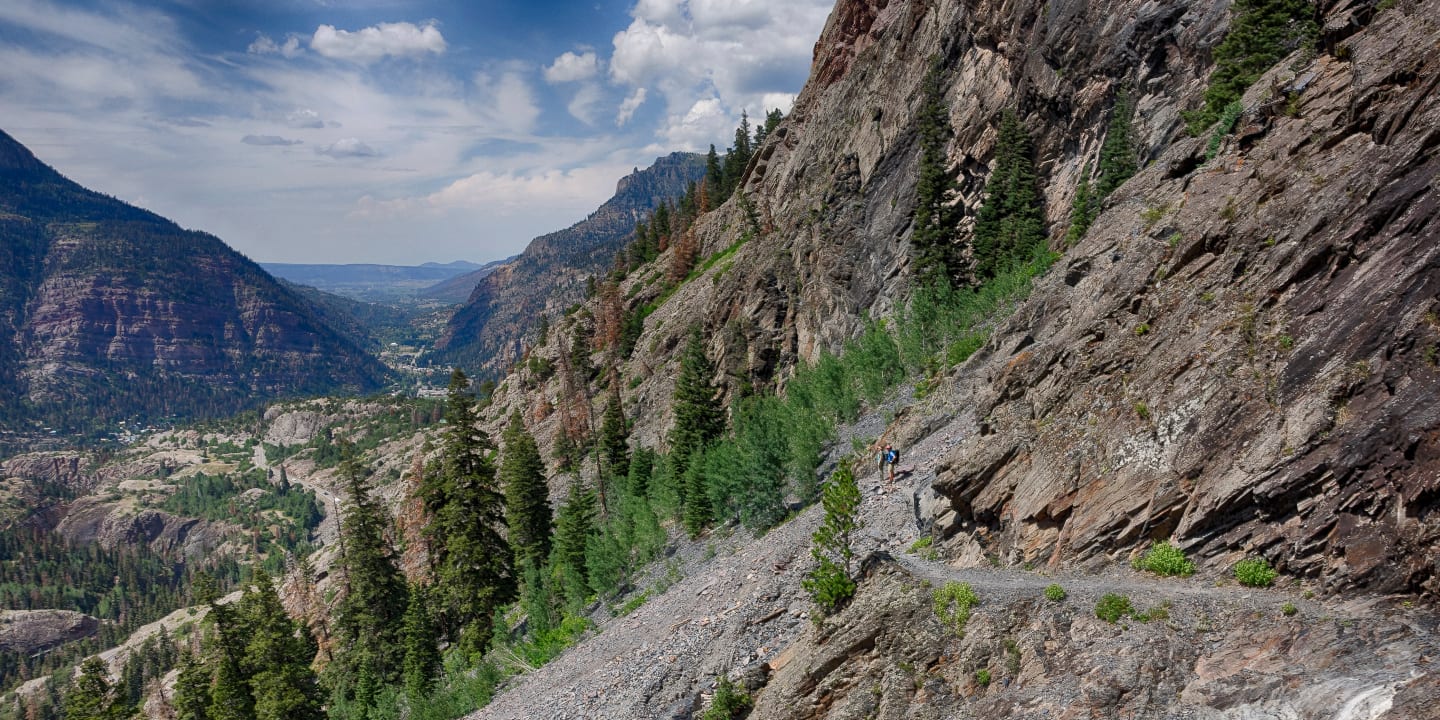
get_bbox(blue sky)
[0,0,833,264]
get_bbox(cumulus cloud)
[473,71,539,134]
[609,0,829,140]
[352,163,624,220]
[659,97,731,150]
[248,34,303,58]
[566,84,604,125]
[310,21,446,63]
[544,51,599,84]
[616,87,647,126]
[242,134,302,146]
[316,138,379,158]
[285,109,325,129]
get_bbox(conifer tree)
[668,328,725,485]
[910,57,966,288]
[599,387,630,481]
[1187,0,1317,132]
[682,455,712,537]
[196,573,254,720]
[423,369,516,657]
[62,658,116,720]
[552,483,597,610]
[329,457,408,707]
[401,584,441,700]
[1096,92,1138,198]
[239,570,322,720]
[705,145,723,200]
[972,111,1046,280]
[172,651,212,720]
[802,459,862,613]
[1065,166,1097,246]
[501,411,552,572]
[627,447,656,498]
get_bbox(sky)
[0,0,834,265]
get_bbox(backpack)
[886,448,899,465]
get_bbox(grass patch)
[1234,557,1278,587]
[1095,593,1134,623]
[1044,584,1067,602]
[1133,541,1196,577]
[933,581,979,636]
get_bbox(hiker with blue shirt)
[878,443,899,482]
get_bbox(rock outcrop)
[0,611,99,655]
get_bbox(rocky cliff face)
[0,129,390,437]
[470,0,1438,715]
[434,152,707,377]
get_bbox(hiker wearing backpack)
[878,443,899,482]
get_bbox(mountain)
[463,0,1440,715]
[431,151,707,375]
[414,258,517,304]
[260,259,508,302]
[0,129,389,438]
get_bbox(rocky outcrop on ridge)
[0,611,99,655]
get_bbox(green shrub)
[1234,557,1278,587]
[1044,584,1067,602]
[701,677,753,720]
[1095,593,1134,623]
[1281,602,1298,616]
[933,582,979,636]
[975,668,991,687]
[1134,542,1196,577]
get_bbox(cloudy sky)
[0,0,834,264]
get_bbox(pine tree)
[172,651,212,720]
[401,584,441,700]
[681,456,712,538]
[1065,166,1097,246]
[552,483,597,610]
[197,573,254,720]
[910,57,966,288]
[705,145,723,202]
[802,459,863,613]
[423,369,516,657]
[599,386,630,481]
[239,570,322,720]
[668,328,725,485]
[329,457,408,707]
[1187,0,1317,133]
[972,111,1046,280]
[501,411,552,572]
[626,447,656,498]
[62,658,115,720]
[1096,92,1137,198]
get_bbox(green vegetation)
[803,460,863,613]
[974,668,992,687]
[1096,91,1138,198]
[1205,101,1245,160]
[1133,541,1196,577]
[932,581,979,636]
[910,57,966,288]
[1234,557,1279,587]
[1066,166,1097,247]
[1095,593,1135,623]
[973,112,1047,281]
[700,677,753,720]
[1044,584,1067,602]
[1281,602,1298,616]
[1186,0,1318,133]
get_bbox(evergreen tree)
[705,145,723,202]
[721,112,754,198]
[401,584,441,700]
[329,457,408,708]
[423,369,516,657]
[1096,92,1137,198]
[196,574,254,720]
[681,456,712,537]
[668,328,725,486]
[238,570,322,720]
[972,111,1046,280]
[599,387,630,481]
[62,658,116,720]
[1065,166,1097,246]
[552,483,596,610]
[172,651,212,720]
[501,411,553,572]
[1187,0,1317,133]
[910,57,966,288]
[802,459,863,613]
[627,447,656,498]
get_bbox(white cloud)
[353,162,626,220]
[242,134,302,146]
[659,97,731,150]
[310,21,446,64]
[567,84,604,125]
[248,34,304,58]
[609,0,830,142]
[316,138,379,158]
[616,87,647,126]
[473,71,539,134]
[285,109,325,129]
[544,51,599,84]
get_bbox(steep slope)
[0,129,389,436]
[416,257,516,304]
[468,0,1439,716]
[433,152,706,376]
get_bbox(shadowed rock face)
[0,129,389,435]
[0,610,99,655]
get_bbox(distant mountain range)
[0,129,390,439]
[433,151,707,375]
[261,258,511,303]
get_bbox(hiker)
[878,443,899,482]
